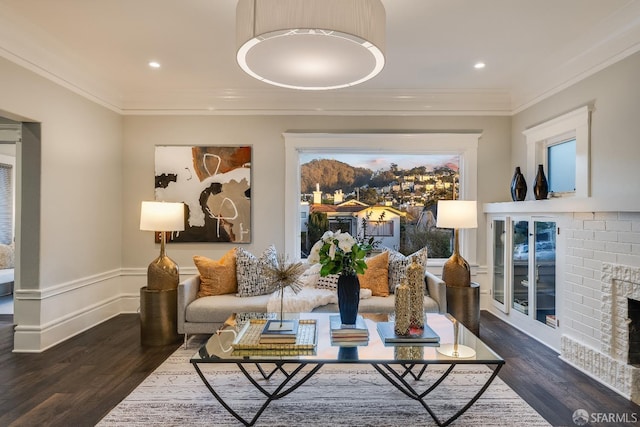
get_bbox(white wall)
[121,115,511,282]
[2,33,639,354]
[0,56,124,351]
[511,50,640,205]
[0,54,513,352]
[493,50,640,356]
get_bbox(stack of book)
[330,315,369,345]
[259,319,299,344]
[545,314,557,328]
[376,321,440,345]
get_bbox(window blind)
[0,163,13,245]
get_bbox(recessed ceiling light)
[474,62,486,69]
[148,61,161,69]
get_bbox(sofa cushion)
[193,249,237,298]
[358,251,389,297]
[186,293,272,324]
[387,247,428,294]
[236,245,278,297]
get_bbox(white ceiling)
[1,0,640,115]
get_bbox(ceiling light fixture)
[236,0,386,90]
[474,62,486,69]
[148,61,161,69]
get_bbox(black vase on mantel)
[510,167,527,201]
[534,164,549,200]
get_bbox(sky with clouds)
[299,153,459,171]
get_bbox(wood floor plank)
[0,314,180,427]
[479,311,640,426]
[0,311,638,426]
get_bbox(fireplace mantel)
[484,197,640,214]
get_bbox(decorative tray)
[231,318,318,352]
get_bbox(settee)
[177,268,447,346]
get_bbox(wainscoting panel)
[12,268,196,352]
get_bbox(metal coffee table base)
[192,361,503,427]
[372,362,503,426]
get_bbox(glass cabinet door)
[511,219,529,315]
[491,219,507,311]
[534,220,557,328]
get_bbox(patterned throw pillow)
[358,251,390,296]
[316,273,340,291]
[236,245,279,297]
[193,248,237,298]
[387,247,428,295]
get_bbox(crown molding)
[2,2,640,117]
[120,88,512,116]
[0,6,123,114]
[511,0,640,114]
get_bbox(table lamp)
[140,201,185,291]
[436,200,477,288]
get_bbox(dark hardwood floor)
[0,313,180,427]
[480,312,640,426]
[0,311,638,426]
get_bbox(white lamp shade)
[236,0,385,90]
[140,201,185,232]
[436,200,478,229]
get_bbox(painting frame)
[154,145,252,243]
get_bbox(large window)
[284,133,480,265]
[298,152,460,257]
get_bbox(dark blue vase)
[337,273,360,326]
[338,346,359,360]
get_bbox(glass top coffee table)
[191,312,504,427]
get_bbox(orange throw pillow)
[194,249,237,298]
[358,251,389,297]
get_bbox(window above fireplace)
[523,105,591,199]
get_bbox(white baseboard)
[11,269,157,352]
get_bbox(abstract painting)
[154,146,251,243]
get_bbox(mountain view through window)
[299,153,459,258]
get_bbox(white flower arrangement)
[308,230,371,277]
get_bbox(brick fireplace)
[561,263,640,404]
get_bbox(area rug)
[98,342,551,427]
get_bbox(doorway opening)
[0,119,19,316]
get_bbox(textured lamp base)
[446,282,480,336]
[147,255,179,291]
[140,286,180,346]
[442,252,471,288]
